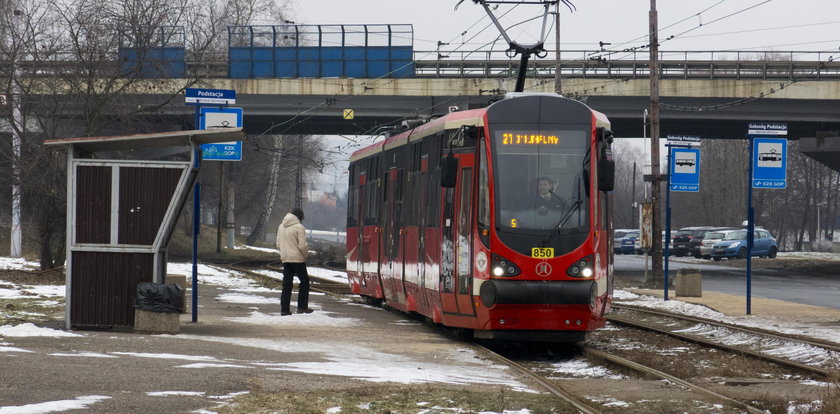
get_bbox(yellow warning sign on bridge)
[343,109,354,120]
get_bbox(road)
[613,254,840,310]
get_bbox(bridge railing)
[412,49,840,80]
[12,49,840,81]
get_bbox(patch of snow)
[549,358,626,379]
[222,309,362,328]
[147,391,205,397]
[176,363,254,369]
[168,334,533,391]
[49,352,117,358]
[216,292,277,305]
[0,395,110,413]
[0,345,32,353]
[110,352,223,362]
[234,244,278,253]
[0,284,64,299]
[788,400,822,414]
[612,290,639,300]
[0,258,41,271]
[0,323,81,338]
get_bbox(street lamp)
[817,201,828,241]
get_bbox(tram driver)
[535,176,566,213]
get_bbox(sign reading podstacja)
[748,123,787,136]
[185,88,236,105]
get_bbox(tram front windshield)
[491,127,590,252]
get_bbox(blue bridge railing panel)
[228,24,414,79]
[119,26,186,78]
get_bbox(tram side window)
[365,156,380,225]
[425,133,442,228]
[347,164,358,227]
[477,139,490,247]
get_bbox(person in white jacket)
[276,208,312,315]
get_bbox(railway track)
[608,304,840,378]
[476,341,768,414]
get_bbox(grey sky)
[293,1,840,54]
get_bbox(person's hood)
[281,213,300,228]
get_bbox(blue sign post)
[663,136,701,300]
[745,123,787,315]
[185,88,239,323]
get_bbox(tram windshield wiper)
[539,198,583,246]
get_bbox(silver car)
[700,229,741,259]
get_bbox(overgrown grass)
[0,297,64,326]
[217,384,576,414]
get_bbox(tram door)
[441,155,476,316]
[381,167,403,303]
[355,173,366,278]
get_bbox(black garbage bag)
[134,282,184,313]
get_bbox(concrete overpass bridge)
[123,49,840,141]
[32,49,840,169]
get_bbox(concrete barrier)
[675,268,702,297]
[133,309,180,334]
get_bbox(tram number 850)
[531,247,554,258]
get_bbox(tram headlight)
[567,255,594,278]
[491,254,520,277]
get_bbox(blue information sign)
[199,107,243,161]
[669,147,700,192]
[752,137,787,189]
[186,88,236,105]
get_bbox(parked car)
[634,231,676,255]
[689,227,737,258]
[613,229,636,254]
[671,227,709,257]
[699,229,741,259]
[712,229,778,260]
[617,230,639,255]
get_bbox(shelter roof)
[44,128,245,153]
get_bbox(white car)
[700,229,741,259]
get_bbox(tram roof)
[349,109,486,162]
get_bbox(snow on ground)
[549,359,626,380]
[0,257,41,271]
[0,395,111,413]
[0,323,81,338]
[614,288,840,355]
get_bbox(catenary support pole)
[648,0,663,287]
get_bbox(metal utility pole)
[10,9,23,258]
[647,0,664,286]
[554,2,561,94]
[216,163,224,253]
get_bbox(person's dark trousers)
[281,262,310,313]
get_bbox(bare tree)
[0,0,295,268]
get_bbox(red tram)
[346,93,615,342]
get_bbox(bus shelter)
[44,128,245,329]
